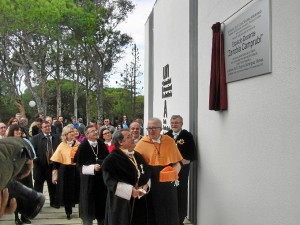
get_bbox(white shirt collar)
[67,140,74,146]
[151,135,162,143]
[44,133,51,138]
[123,149,135,156]
[172,130,181,136]
[104,140,112,146]
[88,140,98,147]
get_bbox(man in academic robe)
[74,125,109,225]
[135,118,183,225]
[130,121,143,144]
[166,115,197,224]
[102,129,151,225]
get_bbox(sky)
[107,0,156,92]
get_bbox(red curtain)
[209,22,228,111]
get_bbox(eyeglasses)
[103,132,110,135]
[146,127,161,131]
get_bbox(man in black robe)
[74,125,109,225]
[102,129,151,225]
[166,115,197,224]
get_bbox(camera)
[7,179,45,219]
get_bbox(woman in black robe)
[50,124,81,219]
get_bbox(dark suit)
[31,132,61,206]
[50,125,57,135]
[31,125,41,136]
[166,129,197,224]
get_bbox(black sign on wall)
[162,64,172,132]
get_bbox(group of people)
[0,113,197,225]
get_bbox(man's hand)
[0,188,17,217]
[94,164,101,172]
[52,170,58,185]
[173,162,182,174]
[182,159,190,165]
[131,187,139,198]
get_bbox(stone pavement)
[0,186,193,225]
[0,187,85,225]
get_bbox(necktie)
[46,135,53,164]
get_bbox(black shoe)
[97,219,104,225]
[66,213,71,220]
[15,217,23,225]
[21,216,31,224]
[50,203,59,209]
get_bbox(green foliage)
[103,88,143,123]
[135,95,144,119]
[0,0,72,34]
[0,82,144,124]
[0,0,143,123]
[0,95,18,122]
[46,80,87,119]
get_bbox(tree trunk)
[85,78,90,125]
[23,33,48,115]
[55,39,62,118]
[56,78,62,117]
[94,60,104,127]
[74,60,81,119]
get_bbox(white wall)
[145,0,300,224]
[197,0,300,224]
[144,0,191,130]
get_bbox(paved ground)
[0,186,193,225]
[0,188,84,225]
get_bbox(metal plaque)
[224,0,272,82]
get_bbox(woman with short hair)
[50,124,80,220]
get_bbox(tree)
[72,0,135,125]
[0,0,80,115]
[0,43,26,116]
[0,0,136,121]
[118,44,143,118]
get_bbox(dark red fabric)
[209,22,228,111]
